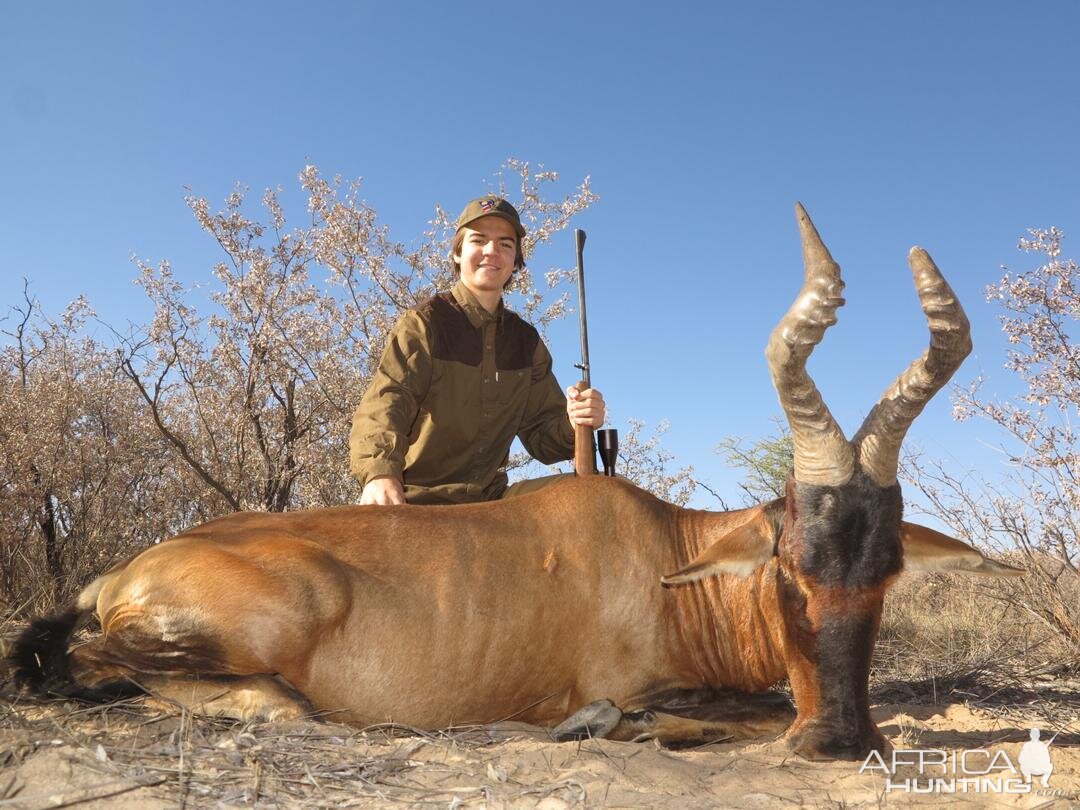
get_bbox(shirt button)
[483,377,490,384]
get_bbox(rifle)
[573,229,618,477]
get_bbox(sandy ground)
[1,696,1078,809]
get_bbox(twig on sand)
[0,773,166,810]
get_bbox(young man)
[350,196,606,505]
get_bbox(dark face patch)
[784,471,904,588]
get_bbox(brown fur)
[14,473,1013,759]
[61,479,783,727]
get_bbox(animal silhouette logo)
[1019,728,1055,787]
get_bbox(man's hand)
[566,384,606,428]
[360,476,406,506]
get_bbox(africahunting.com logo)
[859,728,1073,797]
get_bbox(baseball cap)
[454,196,526,238]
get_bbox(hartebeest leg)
[553,691,794,747]
[65,624,312,722]
[140,674,313,722]
[607,708,791,748]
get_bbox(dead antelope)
[11,204,1019,760]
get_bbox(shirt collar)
[452,280,504,328]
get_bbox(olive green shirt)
[350,281,574,503]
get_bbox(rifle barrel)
[575,229,590,388]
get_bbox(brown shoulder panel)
[495,311,540,371]
[422,293,482,366]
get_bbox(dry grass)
[873,572,1080,724]
[0,696,595,808]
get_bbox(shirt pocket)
[494,368,530,409]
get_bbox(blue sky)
[2,2,1077,507]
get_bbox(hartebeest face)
[762,204,973,759]
[774,472,904,759]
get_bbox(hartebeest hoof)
[552,699,623,741]
[785,722,888,762]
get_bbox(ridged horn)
[853,247,972,486]
[765,204,854,486]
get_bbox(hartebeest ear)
[661,510,778,586]
[900,522,1023,576]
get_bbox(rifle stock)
[574,414,596,476]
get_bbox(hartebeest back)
[11,204,1020,761]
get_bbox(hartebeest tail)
[11,560,135,700]
[11,606,140,702]
[11,609,82,694]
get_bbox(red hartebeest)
[11,205,1019,760]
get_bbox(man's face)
[455,216,518,299]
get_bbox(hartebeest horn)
[852,247,972,486]
[765,204,854,486]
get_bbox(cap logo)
[479,198,496,211]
